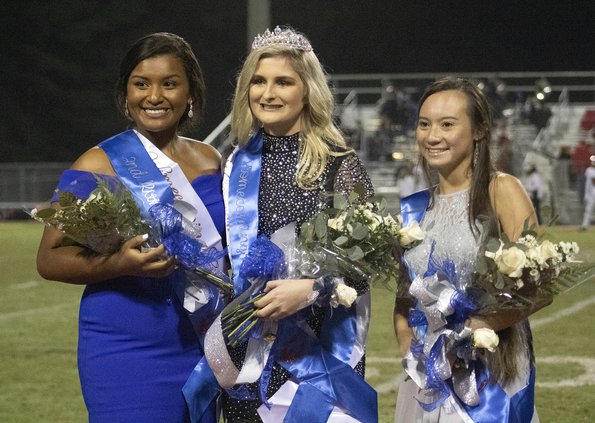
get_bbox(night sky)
[2,0,594,162]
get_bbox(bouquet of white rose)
[471,221,590,313]
[30,175,232,295]
[221,187,424,348]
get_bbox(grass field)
[1,222,594,422]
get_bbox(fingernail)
[141,234,148,240]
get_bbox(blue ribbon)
[464,366,536,422]
[181,357,219,423]
[275,317,378,423]
[227,131,264,295]
[149,203,228,271]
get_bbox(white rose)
[332,283,358,308]
[525,246,544,266]
[494,246,526,278]
[328,216,345,231]
[472,328,499,352]
[539,240,558,262]
[399,220,425,247]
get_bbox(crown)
[251,26,313,52]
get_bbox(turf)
[1,222,593,422]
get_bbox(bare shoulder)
[70,147,115,175]
[489,172,527,201]
[181,137,221,161]
[489,172,538,239]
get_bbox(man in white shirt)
[579,155,595,231]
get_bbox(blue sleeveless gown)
[52,170,224,423]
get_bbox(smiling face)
[249,56,305,136]
[416,90,480,180]
[126,54,191,139]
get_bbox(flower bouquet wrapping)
[31,175,232,296]
[403,219,592,413]
[221,186,424,348]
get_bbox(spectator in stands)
[522,165,548,223]
[528,97,552,132]
[35,32,222,423]
[579,155,595,231]
[570,138,594,204]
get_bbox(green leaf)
[334,235,349,246]
[314,213,328,238]
[377,197,387,213]
[475,255,488,274]
[35,208,57,219]
[348,190,360,204]
[495,272,505,289]
[58,191,77,207]
[347,245,365,261]
[351,223,369,240]
[486,238,501,252]
[333,194,348,210]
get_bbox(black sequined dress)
[222,132,374,422]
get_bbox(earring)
[188,102,194,119]
[473,142,479,168]
[124,99,130,118]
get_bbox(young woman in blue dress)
[36,32,223,423]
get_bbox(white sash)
[136,130,224,312]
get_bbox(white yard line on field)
[0,303,72,322]
[531,294,595,330]
[536,356,595,388]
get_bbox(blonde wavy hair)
[230,39,350,189]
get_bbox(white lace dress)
[394,189,539,423]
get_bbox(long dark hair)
[417,76,496,236]
[114,32,205,132]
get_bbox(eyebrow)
[252,73,296,80]
[419,115,460,120]
[129,73,183,80]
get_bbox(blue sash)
[100,130,175,213]
[100,130,219,423]
[400,190,536,422]
[227,130,264,295]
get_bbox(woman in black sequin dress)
[217,26,376,422]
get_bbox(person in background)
[571,137,594,204]
[197,26,376,423]
[521,164,548,224]
[36,32,223,423]
[579,155,595,231]
[394,76,546,422]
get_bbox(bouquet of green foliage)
[31,176,232,294]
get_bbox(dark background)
[2,0,594,162]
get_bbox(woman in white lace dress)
[394,76,550,422]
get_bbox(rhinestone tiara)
[251,26,313,52]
